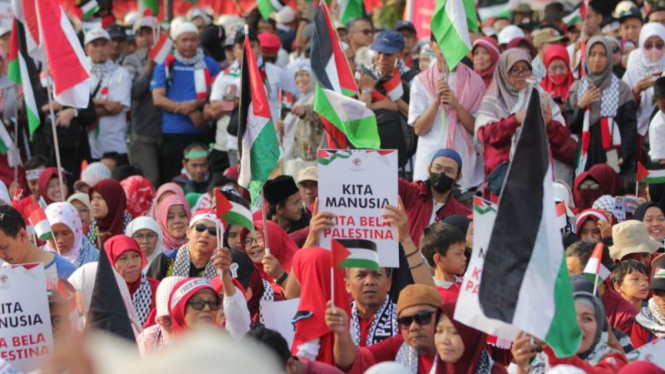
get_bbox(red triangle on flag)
[637,162,649,182]
[214,189,232,220]
[555,202,566,217]
[331,239,351,267]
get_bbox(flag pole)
[261,186,271,256]
[44,71,66,200]
[592,271,600,296]
[13,105,19,184]
[330,267,336,313]
[216,219,224,278]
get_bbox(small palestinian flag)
[215,189,254,231]
[637,162,665,184]
[79,0,100,20]
[583,243,611,287]
[257,0,284,20]
[332,239,380,271]
[29,208,53,241]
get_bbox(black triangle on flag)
[87,245,136,343]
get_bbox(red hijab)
[473,37,501,88]
[573,164,622,211]
[38,167,68,204]
[89,179,127,238]
[239,220,299,280]
[540,45,575,102]
[104,235,147,295]
[436,301,495,374]
[168,277,219,334]
[506,37,536,59]
[290,247,350,364]
[120,176,156,218]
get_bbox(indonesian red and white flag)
[149,33,173,65]
[35,0,90,108]
[383,68,403,101]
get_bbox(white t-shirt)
[88,66,131,159]
[210,61,241,152]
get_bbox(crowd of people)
[4,0,665,373]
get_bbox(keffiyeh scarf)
[349,297,398,346]
[133,274,153,326]
[636,298,665,338]
[427,350,494,374]
[89,59,118,99]
[258,279,276,325]
[171,244,217,280]
[395,342,420,374]
[173,48,207,69]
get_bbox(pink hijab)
[154,194,191,250]
[149,183,185,220]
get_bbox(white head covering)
[45,202,84,255]
[497,25,525,45]
[172,21,199,40]
[155,276,186,318]
[125,216,164,270]
[67,192,92,213]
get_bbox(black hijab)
[634,202,664,221]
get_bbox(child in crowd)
[611,260,650,312]
[420,222,466,302]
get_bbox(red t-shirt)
[357,315,373,347]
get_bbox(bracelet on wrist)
[405,249,420,258]
[409,261,426,270]
[275,271,289,285]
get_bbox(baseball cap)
[106,24,127,40]
[369,30,406,55]
[84,28,111,45]
[513,3,533,14]
[393,20,416,34]
[613,1,643,23]
[297,166,318,185]
[497,25,524,45]
[532,27,568,47]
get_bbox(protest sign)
[260,298,300,349]
[454,196,520,346]
[318,149,398,267]
[626,339,665,368]
[0,0,11,32]
[0,264,54,372]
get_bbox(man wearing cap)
[531,28,567,82]
[512,3,533,25]
[85,28,132,163]
[297,166,318,209]
[325,284,441,374]
[347,18,373,54]
[365,31,411,116]
[151,22,221,183]
[615,1,643,45]
[394,21,419,71]
[262,175,311,235]
[497,25,525,50]
[123,16,162,187]
[173,142,210,194]
[106,24,129,65]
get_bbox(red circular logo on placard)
[0,274,8,284]
[353,158,362,166]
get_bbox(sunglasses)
[397,310,434,328]
[187,299,221,311]
[194,224,218,236]
[645,42,665,51]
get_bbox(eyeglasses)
[243,235,265,247]
[645,42,665,51]
[354,29,373,35]
[397,310,434,329]
[194,224,218,236]
[133,232,158,241]
[509,67,532,77]
[77,207,89,214]
[187,299,221,311]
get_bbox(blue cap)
[393,21,416,34]
[370,31,406,55]
[431,149,462,170]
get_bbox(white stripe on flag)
[348,247,380,262]
[81,0,99,14]
[194,68,207,98]
[446,0,472,50]
[230,201,253,219]
[52,7,91,108]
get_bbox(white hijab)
[125,216,164,271]
[622,22,665,135]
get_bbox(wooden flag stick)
[13,105,19,184]
[261,186,271,255]
[44,70,66,200]
[330,267,336,313]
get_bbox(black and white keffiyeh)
[577,74,620,119]
[173,48,207,70]
[171,244,217,280]
[636,298,665,338]
[258,279,276,325]
[349,297,398,346]
[132,274,153,326]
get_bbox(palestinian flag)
[138,0,159,17]
[79,0,100,20]
[383,68,403,101]
[318,149,353,165]
[36,0,91,108]
[431,0,475,70]
[575,108,591,176]
[215,189,254,231]
[477,0,515,20]
[563,7,582,26]
[338,0,364,25]
[332,239,380,272]
[637,163,665,184]
[238,30,280,203]
[583,243,611,287]
[29,208,52,241]
[257,0,284,20]
[478,89,582,358]
[8,18,42,140]
[12,0,42,61]
[0,121,14,154]
[313,85,380,149]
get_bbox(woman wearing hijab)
[567,36,637,177]
[632,266,665,347]
[104,235,160,326]
[154,193,191,251]
[512,290,627,373]
[87,178,131,248]
[623,23,665,143]
[476,49,575,193]
[168,277,221,335]
[506,37,536,59]
[572,164,622,211]
[120,176,156,218]
[67,192,92,234]
[540,45,575,105]
[45,202,99,267]
[473,37,500,89]
[575,209,612,241]
[126,216,164,271]
[137,276,185,355]
[634,202,665,243]
[149,182,186,219]
[432,301,507,374]
[38,167,68,205]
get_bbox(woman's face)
[579,220,602,241]
[243,231,265,263]
[167,205,188,239]
[644,35,665,64]
[588,43,607,74]
[70,200,91,227]
[575,301,598,354]
[419,54,432,71]
[434,314,465,364]
[47,177,67,202]
[90,191,108,220]
[295,73,311,95]
[611,42,622,66]
[113,250,143,284]
[184,289,219,328]
[547,58,569,78]
[226,225,243,251]
[643,206,665,242]
[132,228,159,257]
[508,61,532,91]
[49,223,76,254]
[472,46,491,71]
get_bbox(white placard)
[626,339,665,368]
[318,149,398,267]
[260,298,300,349]
[0,0,12,32]
[0,263,54,372]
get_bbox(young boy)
[420,222,466,302]
[649,76,665,164]
[611,260,650,312]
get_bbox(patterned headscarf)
[155,194,191,251]
[150,183,186,220]
[121,176,156,218]
[45,202,84,256]
[477,49,532,122]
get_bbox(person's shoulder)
[53,254,77,278]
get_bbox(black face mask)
[429,172,455,193]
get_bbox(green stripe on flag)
[338,0,363,25]
[7,60,21,84]
[431,0,473,70]
[338,258,380,272]
[81,0,100,20]
[544,258,583,357]
[225,211,254,231]
[247,119,280,200]
[644,170,665,184]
